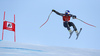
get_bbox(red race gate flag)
[2,11,16,42]
[3,21,15,32]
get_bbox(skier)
[52,9,79,37]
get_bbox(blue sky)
[0,0,100,49]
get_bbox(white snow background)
[0,40,100,56]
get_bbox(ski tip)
[69,37,71,39]
[80,28,82,30]
[76,38,78,40]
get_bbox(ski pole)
[76,18,96,27]
[40,11,52,28]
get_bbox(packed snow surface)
[0,40,100,56]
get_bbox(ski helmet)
[65,10,70,14]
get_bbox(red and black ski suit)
[53,10,77,31]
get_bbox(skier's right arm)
[52,9,64,16]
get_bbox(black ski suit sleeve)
[72,15,77,19]
[69,14,77,19]
[52,10,64,16]
[52,9,77,18]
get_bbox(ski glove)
[72,15,76,19]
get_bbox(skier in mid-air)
[40,9,95,39]
[52,9,80,38]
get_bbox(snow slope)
[0,40,100,56]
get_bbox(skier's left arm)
[69,14,77,19]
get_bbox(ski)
[69,30,74,39]
[76,28,82,40]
